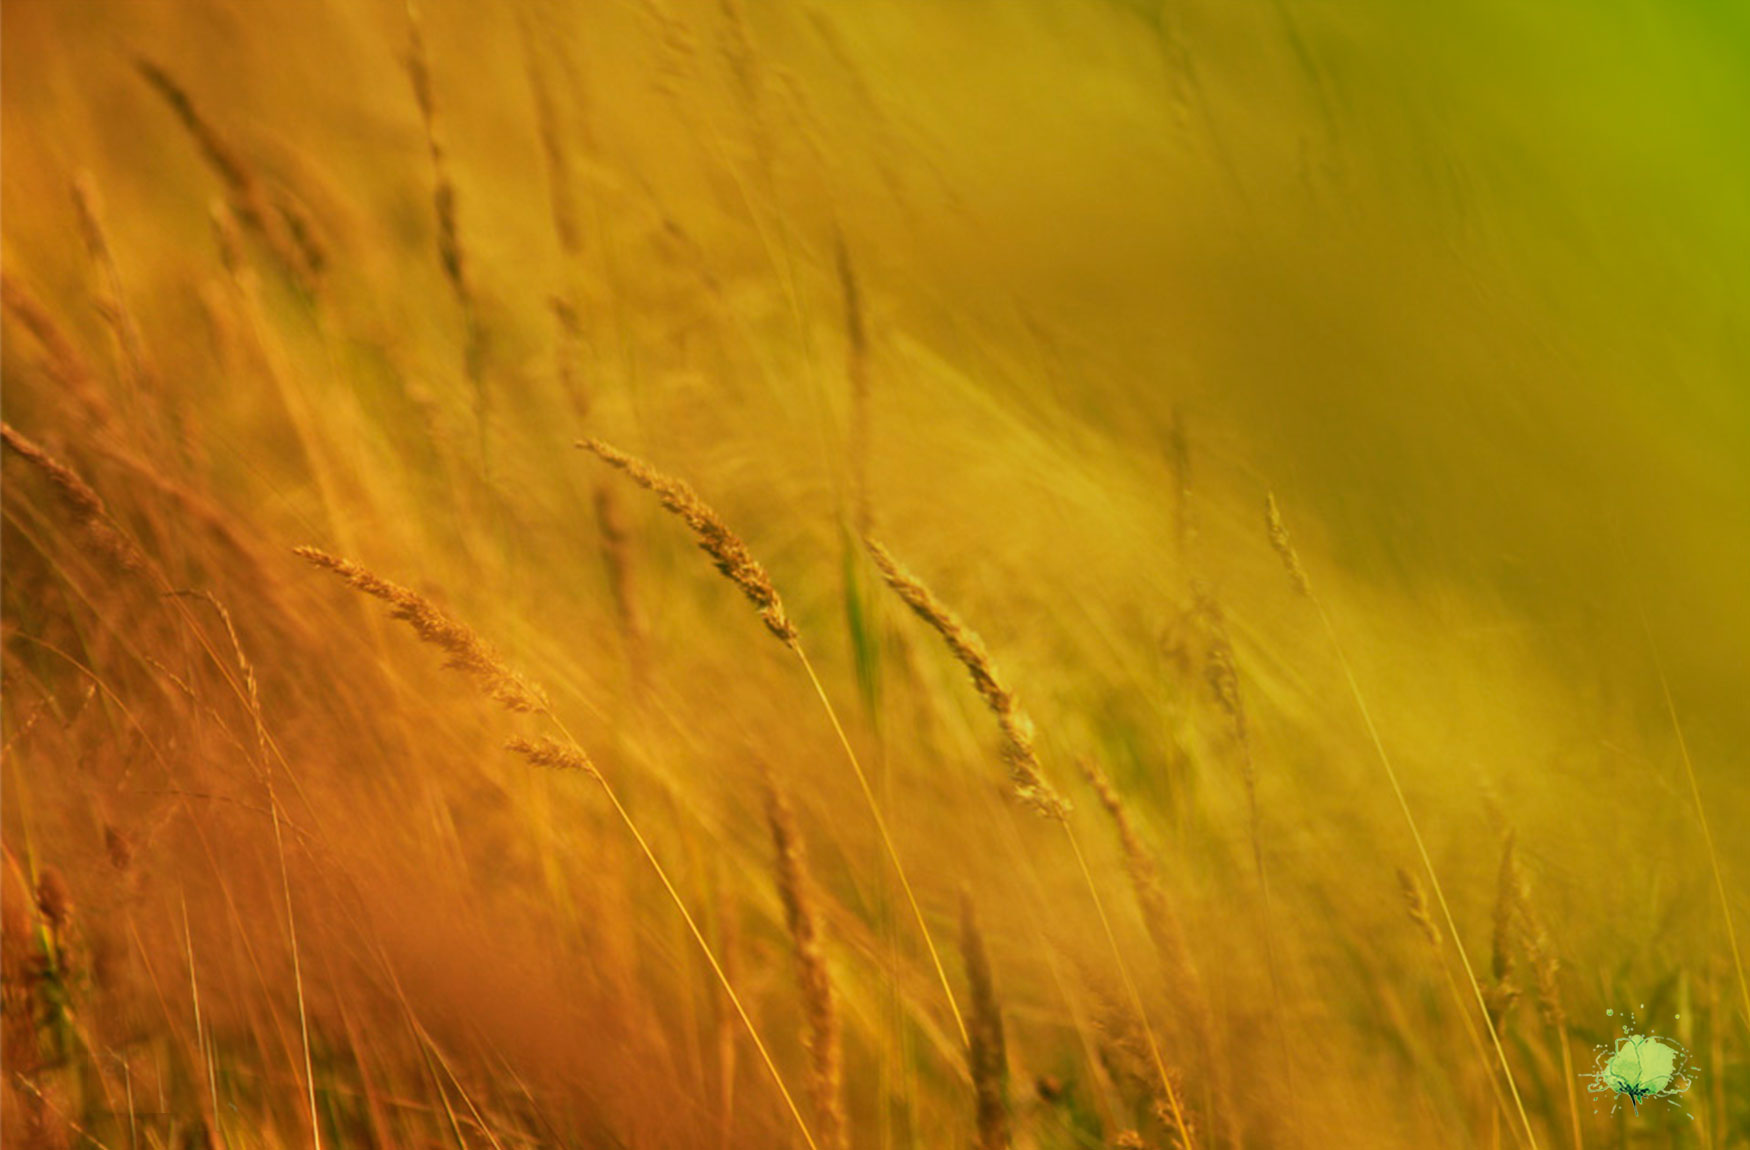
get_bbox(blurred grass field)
[3,1,1748,1146]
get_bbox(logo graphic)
[1583,1007,1694,1117]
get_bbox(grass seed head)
[579,438,798,646]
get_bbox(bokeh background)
[3,1,1746,1146]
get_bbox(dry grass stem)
[862,538,1069,820]
[595,485,649,680]
[579,438,798,645]
[2,421,146,573]
[404,1,484,394]
[506,736,600,780]
[837,234,873,536]
[70,172,158,403]
[1264,493,1311,597]
[959,892,1011,1150]
[1078,760,1206,1009]
[135,58,318,290]
[293,547,547,713]
[1397,867,1442,951]
[764,777,849,1150]
[1,276,117,429]
[1266,493,1539,1149]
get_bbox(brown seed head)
[506,736,599,780]
[294,547,546,713]
[764,778,848,1150]
[579,439,798,645]
[864,538,1069,819]
[1396,867,1442,950]
[1,422,146,573]
[960,891,1011,1150]
[1265,493,1311,597]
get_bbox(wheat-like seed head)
[506,736,599,780]
[959,891,1010,1150]
[1497,834,1566,1030]
[2,422,146,573]
[293,547,547,713]
[764,777,849,1150]
[1080,758,1211,1051]
[1264,493,1311,597]
[864,537,1069,819]
[579,438,799,646]
[594,484,649,678]
[2,277,117,431]
[1396,867,1442,951]
[1487,836,1523,1022]
[836,233,873,536]
[135,59,319,291]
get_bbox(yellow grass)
[4,3,1747,1148]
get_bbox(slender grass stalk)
[403,0,487,460]
[1505,845,1583,1150]
[1398,867,1518,1136]
[764,774,850,1150]
[2,421,146,574]
[296,547,820,1150]
[958,892,1010,1150]
[579,438,970,1046]
[135,58,318,291]
[182,897,224,1148]
[1632,604,1750,1036]
[862,537,1196,1147]
[1196,590,1301,1130]
[273,804,321,1150]
[1266,493,1538,1150]
[1063,825,1197,1148]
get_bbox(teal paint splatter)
[1583,1009,1694,1117]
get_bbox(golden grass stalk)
[181,897,223,1140]
[959,892,1010,1150]
[865,539,1195,1145]
[404,0,485,404]
[764,776,850,1150]
[1191,588,1301,1120]
[1264,494,1311,598]
[836,234,873,537]
[134,58,318,291]
[1487,837,1523,1026]
[272,803,321,1150]
[1396,867,1442,951]
[519,22,598,430]
[2,421,145,574]
[594,486,649,682]
[1497,835,1584,1150]
[1080,759,1223,1142]
[581,439,969,1045]
[520,22,583,263]
[580,439,796,644]
[1397,865,1518,1140]
[1265,493,1538,1150]
[176,584,323,1149]
[294,547,547,713]
[861,538,1068,820]
[170,590,267,757]
[1167,406,1193,563]
[296,548,821,1150]
[1630,595,1750,1040]
[1077,760,1207,1019]
[714,885,742,1150]
[1,275,117,431]
[70,172,157,404]
[506,736,599,778]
